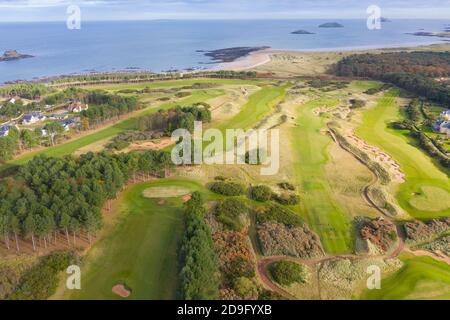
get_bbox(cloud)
[0,0,448,20]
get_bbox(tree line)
[334,51,450,105]
[0,150,173,253]
[136,103,211,133]
[0,83,52,100]
[178,192,219,300]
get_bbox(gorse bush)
[256,204,303,228]
[214,198,248,231]
[7,251,75,300]
[273,193,300,206]
[268,261,310,286]
[248,185,274,202]
[208,181,246,196]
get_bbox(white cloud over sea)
[0,0,449,21]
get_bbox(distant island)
[380,17,391,22]
[319,22,344,28]
[291,29,315,35]
[408,31,450,39]
[199,46,270,63]
[0,50,34,62]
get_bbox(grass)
[88,78,263,91]
[291,98,353,254]
[8,89,224,166]
[361,255,450,300]
[217,84,288,132]
[63,179,207,300]
[356,90,450,218]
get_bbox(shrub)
[248,185,274,202]
[256,204,303,228]
[209,181,246,196]
[257,222,323,258]
[228,256,255,279]
[214,198,248,231]
[268,261,309,286]
[7,251,75,300]
[232,277,260,300]
[278,182,295,191]
[274,193,300,206]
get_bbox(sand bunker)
[343,129,405,183]
[142,186,191,198]
[126,138,173,152]
[112,284,131,298]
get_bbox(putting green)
[409,186,450,213]
[356,90,450,219]
[62,179,206,300]
[361,255,450,300]
[291,98,353,254]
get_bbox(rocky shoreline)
[0,50,34,62]
[198,46,270,63]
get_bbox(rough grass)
[62,179,206,300]
[355,90,450,219]
[361,255,450,300]
[291,98,353,254]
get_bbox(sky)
[0,0,449,22]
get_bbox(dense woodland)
[0,83,51,100]
[179,192,219,300]
[334,51,450,104]
[136,103,211,133]
[0,150,173,253]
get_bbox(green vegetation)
[356,91,450,218]
[7,89,222,166]
[248,185,274,202]
[268,261,309,286]
[0,151,172,253]
[256,204,304,228]
[361,256,450,300]
[209,181,246,196]
[336,51,450,104]
[0,83,51,100]
[217,85,287,133]
[179,192,219,300]
[7,252,75,300]
[65,179,203,300]
[214,198,248,231]
[291,98,353,253]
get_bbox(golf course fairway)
[356,91,450,219]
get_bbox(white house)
[67,101,89,113]
[439,121,450,136]
[61,118,79,131]
[0,124,11,137]
[48,113,68,120]
[440,110,450,121]
[22,112,46,125]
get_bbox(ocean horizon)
[0,19,448,84]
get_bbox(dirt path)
[252,123,408,300]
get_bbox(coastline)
[2,41,450,85]
[220,41,450,72]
